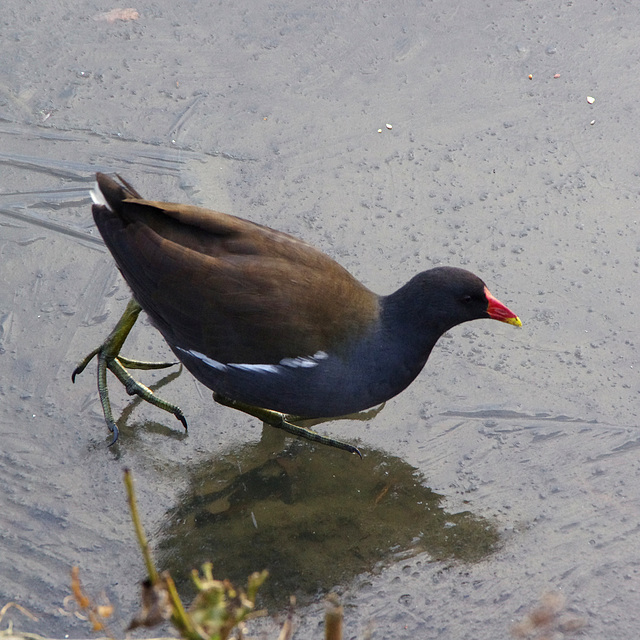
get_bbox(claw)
[72,347,100,383]
[108,423,119,446]
[176,410,188,433]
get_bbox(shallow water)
[0,1,639,637]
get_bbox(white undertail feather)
[90,182,110,209]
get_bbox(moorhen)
[73,173,521,456]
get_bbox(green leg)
[213,393,362,458]
[72,298,187,445]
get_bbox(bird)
[73,172,521,456]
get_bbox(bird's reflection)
[155,426,499,609]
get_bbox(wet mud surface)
[0,1,639,637]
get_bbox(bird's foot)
[72,298,187,444]
[213,393,362,458]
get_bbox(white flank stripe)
[280,355,319,368]
[176,346,228,371]
[231,363,281,373]
[177,346,329,375]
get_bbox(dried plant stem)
[123,468,158,585]
[123,469,196,638]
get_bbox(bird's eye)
[461,295,473,304]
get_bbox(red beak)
[484,287,522,327]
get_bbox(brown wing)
[93,175,379,364]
